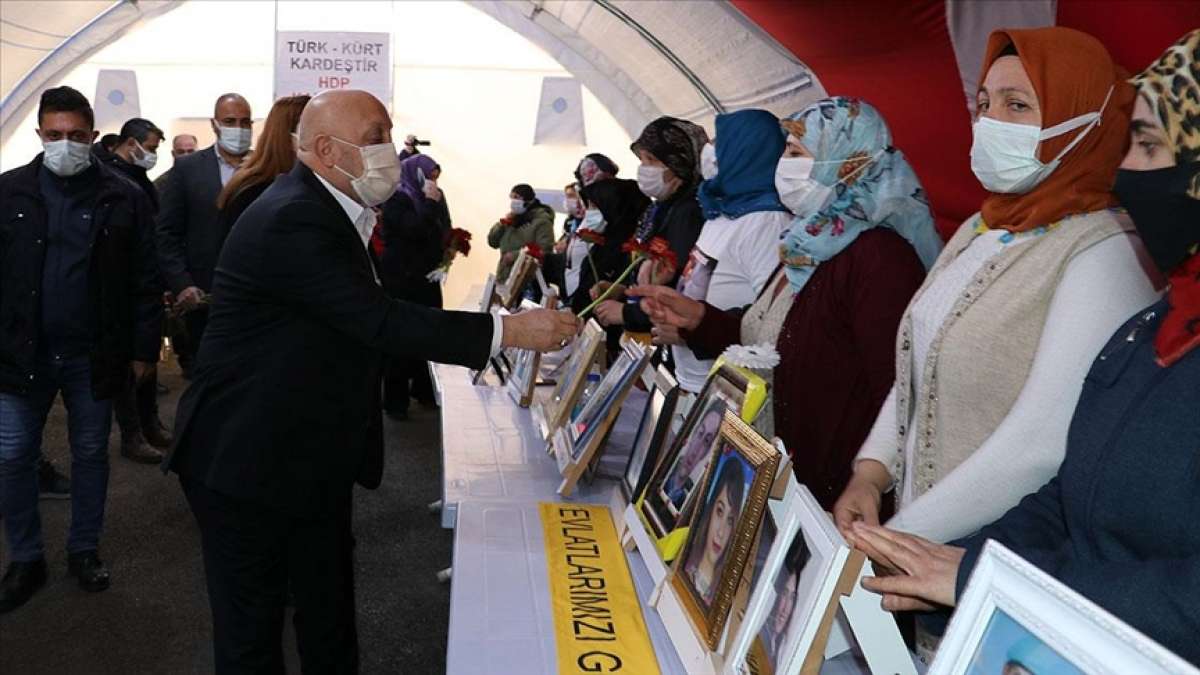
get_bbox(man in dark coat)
[104,117,172,462]
[155,93,252,378]
[164,89,577,673]
[0,87,161,613]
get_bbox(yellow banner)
[539,503,662,675]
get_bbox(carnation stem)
[578,255,641,319]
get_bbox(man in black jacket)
[105,117,172,462]
[156,93,252,378]
[164,89,577,673]
[0,87,161,613]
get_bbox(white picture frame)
[721,481,851,674]
[930,540,1199,675]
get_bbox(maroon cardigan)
[683,228,926,510]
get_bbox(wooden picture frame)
[552,338,649,496]
[669,412,779,650]
[930,541,1197,675]
[638,365,762,544]
[621,364,680,501]
[530,319,605,442]
[503,294,558,407]
[497,249,537,310]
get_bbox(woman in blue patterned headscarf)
[776,97,943,294]
[632,97,939,509]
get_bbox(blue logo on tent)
[107,90,125,105]
[552,97,568,113]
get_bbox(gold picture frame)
[668,411,779,650]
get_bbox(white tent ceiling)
[0,0,825,144]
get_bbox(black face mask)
[1114,163,1200,275]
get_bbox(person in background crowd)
[105,117,172,463]
[152,134,198,193]
[661,108,793,393]
[832,28,1161,554]
[215,95,309,230]
[575,152,619,188]
[544,182,584,297]
[487,183,554,281]
[163,89,577,672]
[560,153,620,301]
[398,133,422,161]
[590,116,708,334]
[92,133,120,162]
[0,86,161,613]
[571,177,650,319]
[379,153,450,419]
[634,97,941,510]
[852,30,1200,665]
[157,93,252,379]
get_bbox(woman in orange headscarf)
[832,27,1163,546]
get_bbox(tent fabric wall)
[733,0,982,238]
[733,0,1200,239]
[0,0,176,147]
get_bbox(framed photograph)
[725,480,864,675]
[478,273,498,312]
[553,338,650,496]
[621,365,680,500]
[639,365,756,540]
[930,540,1198,675]
[669,411,779,650]
[531,319,605,442]
[504,294,558,407]
[498,249,537,310]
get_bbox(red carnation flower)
[575,228,606,246]
[524,243,544,262]
[621,237,646,255]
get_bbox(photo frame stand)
[622,502,671,585]
[651,579,726,675]
[835,555,918,675]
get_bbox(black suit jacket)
[156,145,224,294]
[164,163,494,516]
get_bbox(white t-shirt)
[672,210,793,392]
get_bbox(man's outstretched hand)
[501,309,580,352]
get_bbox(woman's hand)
[832,460,891,541]
[589,281,626,301]
[593,300,624,326]
[502,251,517,264]
[627,285,705,331]
[651,324,684,346]
[854,524,965,611]
[553,239,568,254]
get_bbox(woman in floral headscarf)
[851,32,1200,664]
[632,97,939,509]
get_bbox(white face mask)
[132,140,157,170]
[216,125,252,155]
[331,137,401,207]
[637,164,672,200]
[580,208,605,233]
[564,197,579,215]
[510,199,527,215]
[775,156,833,216]
[970,85,1113,194]
[700,143,718,180]
[42,139,92,177]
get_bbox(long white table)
[435,360,880,674]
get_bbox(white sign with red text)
[274,31,391,106]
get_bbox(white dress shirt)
[214,145,241,187]
[311,171,504,356]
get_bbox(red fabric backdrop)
[732,0,1200,240]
